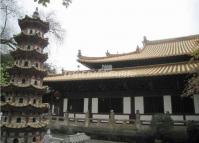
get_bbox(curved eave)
[7,65,47,77]
[1,83,47,93]
[44,61,199,82]
[77,54,192,65]
[0,121,48,129]
[19,15,49,33]
[0,102,49,111]
[14,32,48,47]
[11,48,48,62]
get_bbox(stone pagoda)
[1,8,49,143]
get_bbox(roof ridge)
[146,34,199,45]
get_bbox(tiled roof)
[1,83,47,93]
[19,15,49,33]
[78,34,199,63]
[11,48,48,62]
[7,64,47,77]
[44,61,199,82]
[0,101,49,108]
[0,121,48,129]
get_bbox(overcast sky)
[16,0,199,71]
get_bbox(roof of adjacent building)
[44,61,199,82]
[78,34,199,64]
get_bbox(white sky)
[16,0,199,71]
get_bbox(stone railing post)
[135,110,141,129]
[85,111,90,127]
[109,110,115,128]
[64,111,69,126]
[48,109,52,124]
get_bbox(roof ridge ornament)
[136,45,140,53]
[32,7,40,19]
[78,49,82,57]
[106,50,110,56]
[142,36,148,46]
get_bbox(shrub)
[187,121,199,143]
[151,113,174,141]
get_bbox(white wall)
[83,98,89,113]
[92,98,98,113]
[123,97,131,114]
[134,96,144,114]
[163,95,172,113]
[194,94,199,114]
[63,98,68,113]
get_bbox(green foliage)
[187,121,199,143]
[184,74,199,96]
[151,113,174,139]
[0,63,10,84]
[183,49,199,96]
[0,53,13,84]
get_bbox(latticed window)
[19,98,23,103]
[22,79,26,84]
[32,118,36,122]
[35,63,38,68]
[32,137,36,142]
[16,117,21,123]
[33,99,36,104]
[24,61,28,67]
[4,117,7,122]
[34,80,38,85]
[30,29,33,34]
[27,45,31,49]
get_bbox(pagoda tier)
[7,65,47,77]
[14,32,48,47]
[18,15,49,33]
[2,83,47,94]
[0,102,49,112]
[11,48,48,62]
[0,121,48,129]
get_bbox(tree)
[0,0,21,51]
[0,53,13,84]
[151,113,174,142]
[43,11,65,45]
[34,0,72,8]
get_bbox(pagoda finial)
[33,7,40,19]
[78,49,82,57]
